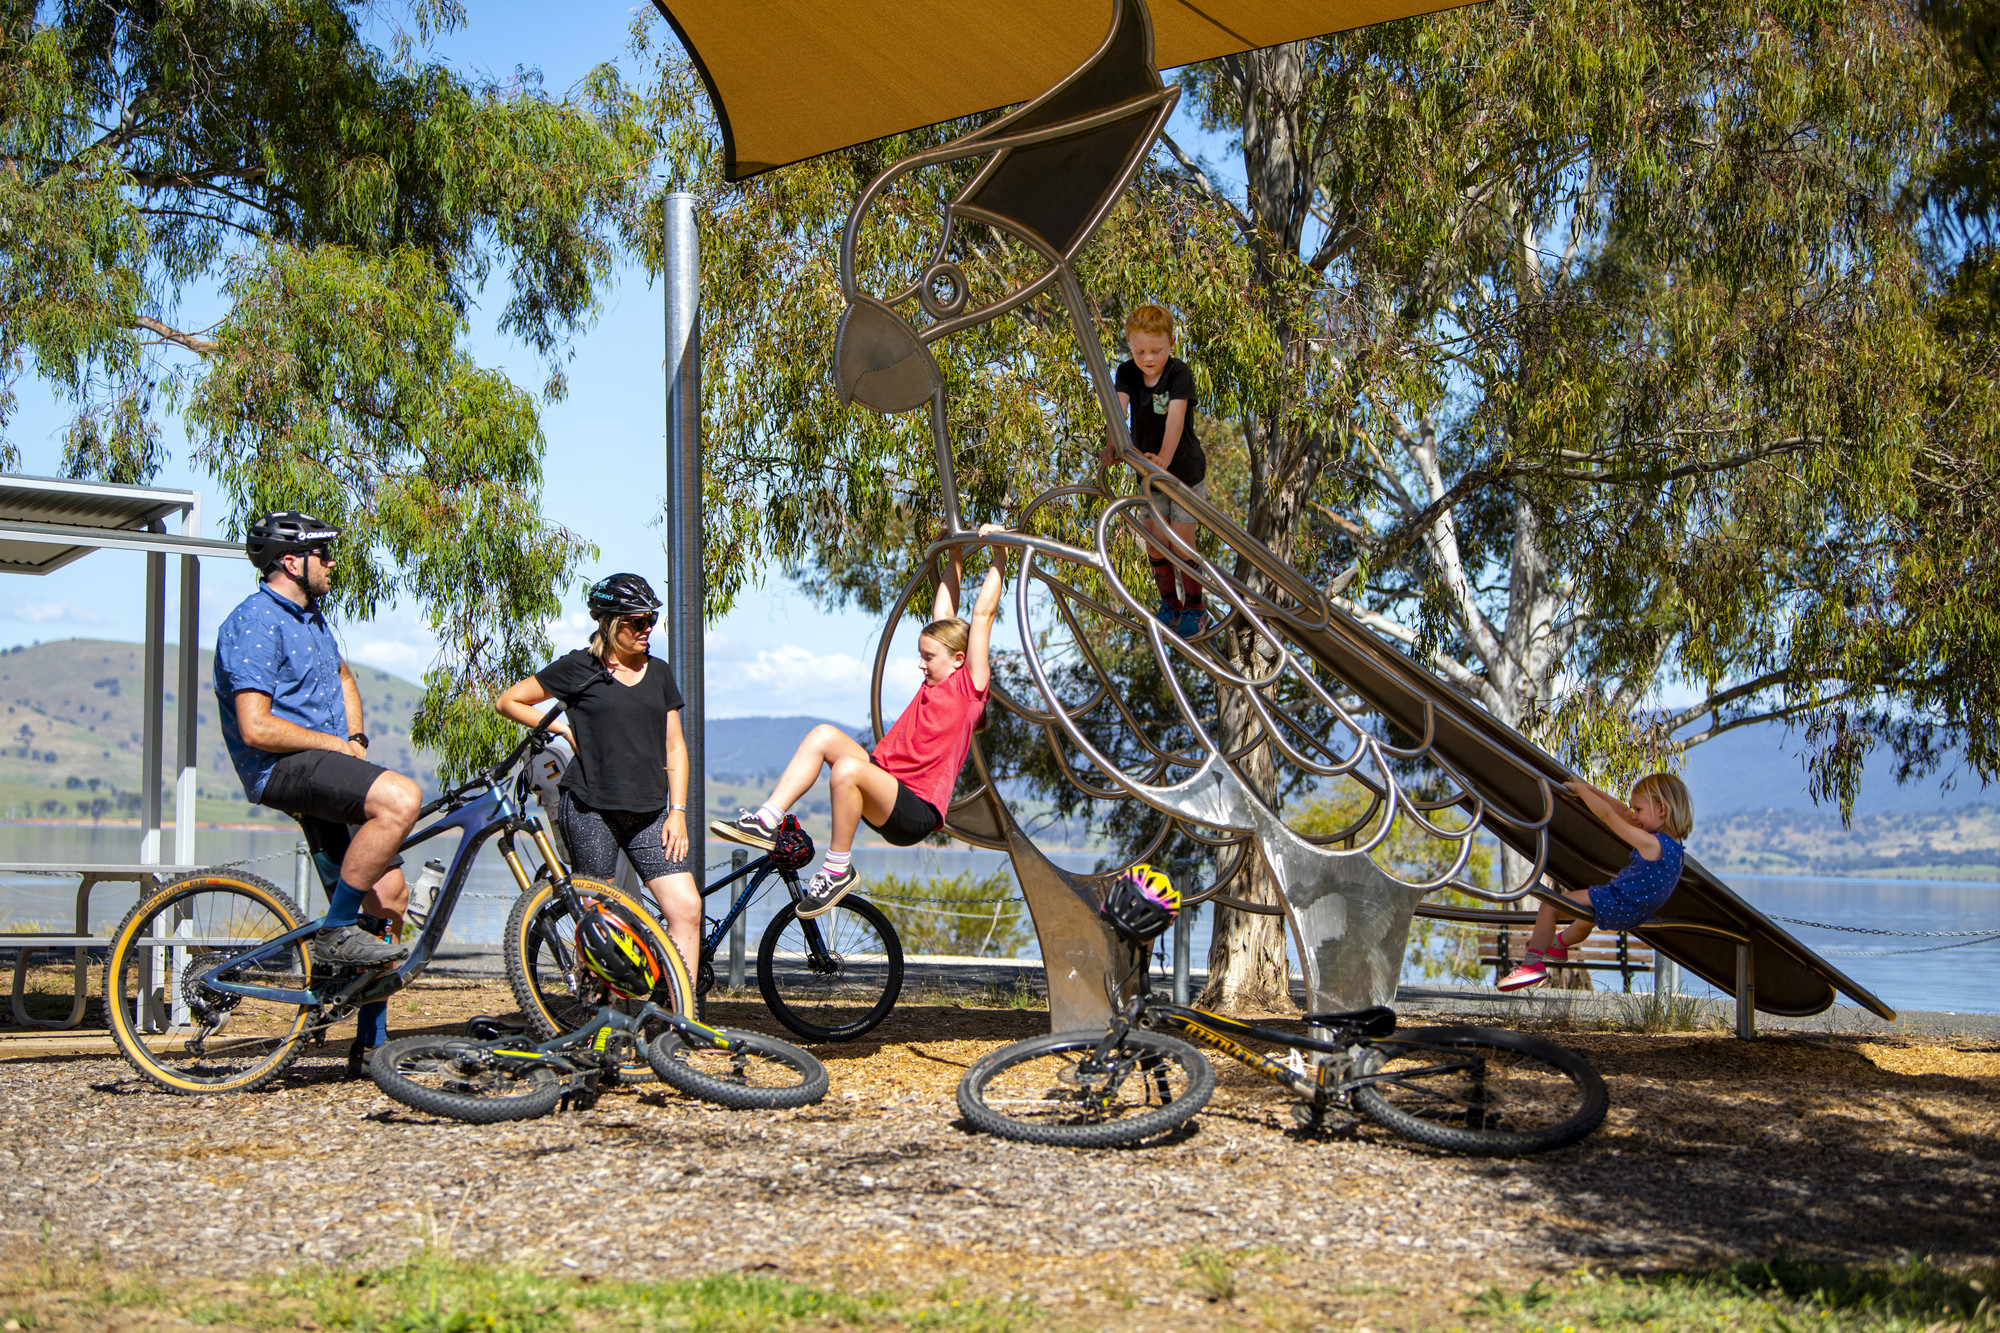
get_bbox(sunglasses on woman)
[622,613,658,630]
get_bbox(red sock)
[1150,558,1179,608]
[1179,571,1204,610]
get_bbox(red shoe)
[1497,958,1549,992]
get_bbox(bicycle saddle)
[466,1016,529,1041]
[1301,1005,1396,1038]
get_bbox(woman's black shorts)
[556,790,692,883]
[865,761,944,847]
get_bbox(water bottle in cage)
[407,858,446,930]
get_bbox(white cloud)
[12,601,101,625]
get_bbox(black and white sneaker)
[797,863,858,919]
[711,809,778,851]
[311,924,408,970]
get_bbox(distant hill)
[0,638,854,826]
[1680,720,1991,815]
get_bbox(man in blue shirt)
[214,512,422,972]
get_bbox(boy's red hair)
[1125,303,1174,339]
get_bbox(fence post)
[728,848,747,990]
[1172,856,1192,1005]
[294,840,312,918]
[1654,952,1678,1001]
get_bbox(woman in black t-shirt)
[494,574,697,970]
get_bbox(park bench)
[1476,917,1655,990]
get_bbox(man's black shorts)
[865,760,944,847]
[260,749,387,826]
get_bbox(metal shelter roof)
[0,473,242,573]
[648,0,1475,181]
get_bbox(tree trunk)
[1198,625,1293,1012]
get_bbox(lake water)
[5,825,1995,1015]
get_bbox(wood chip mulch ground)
[0,985,1994,1330]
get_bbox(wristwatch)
[669,804,687,812]
[349,732,370,748]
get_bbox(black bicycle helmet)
[1099,863,1181,944]
[770,815,815,872]
[586,573,662,618]
[574,900,664,999]
[244,511,340,572]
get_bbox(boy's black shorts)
[865,760,944,847]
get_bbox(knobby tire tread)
[756,896,905,1042]
[1352,1025,1607,1156]
[368,1036,565,1123]
[104,871,310,1096]
[957,1028,1215,1148]
[645,1027,829,1109]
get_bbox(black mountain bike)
[368,1000,828,1124]
[957,955,1607,1155]
[508,838,905,1044]
[104,711,695,1095]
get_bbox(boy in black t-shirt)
[1101,303,1208,637]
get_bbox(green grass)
[1451,1258,1996,1332]
[1,1248,1054,1333]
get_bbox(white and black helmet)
[245,511,340,572]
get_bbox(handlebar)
[416,703,566,819]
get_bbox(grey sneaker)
[711,809,778,851]
[312,924,408,970]
[797,863,858,919]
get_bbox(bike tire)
[756,896,904,1042]
[368,1035,565,1123]
[1351,1025,1608,1156]
[645,1026,829,1109]
[957,1028,1214,1148]
[104,871,313,1095]
[504,877,696,1068]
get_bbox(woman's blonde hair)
[587,613,622,664]
[1632,772,1694,839]
[918,617,988,731]
[1126,303,1174,339]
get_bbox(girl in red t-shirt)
[714,526,1009,917]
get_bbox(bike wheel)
[957,1028,1214,1148]
[646,1026,829,1109]
[104,872,313,1095]
[368,1035,565,1123]
[1352,1026,1608,1155]
[756,896,904,1041]
[505,876,696,1047]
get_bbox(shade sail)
[649,0,1475,181]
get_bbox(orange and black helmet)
[574,899,663,998]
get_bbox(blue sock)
[323,877,365,930]
[358,1001,388,1048]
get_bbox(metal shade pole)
[140,524,166,864]
[664,192,704,885]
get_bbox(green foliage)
[871,870,1030,959]
[0,1,648,775]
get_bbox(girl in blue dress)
[1499,772,1693,992]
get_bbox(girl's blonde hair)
[918,617,988,731]
[1126,303,1174,339]
[1632,772,1694,839]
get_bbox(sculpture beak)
[835,296,943,414]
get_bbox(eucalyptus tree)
[632,0,1995,1008]
[0,0,648,772]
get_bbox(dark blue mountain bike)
[103,712,696,1095]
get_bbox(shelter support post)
[140,531,166,864]
[664,191,704,889]
[729,848,747,989]
[174,499,200,867]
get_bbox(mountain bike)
[368,1001,828,1124]
[957,953,1608,1155]
[103,711,695,1095]
[507,836,905,1044]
